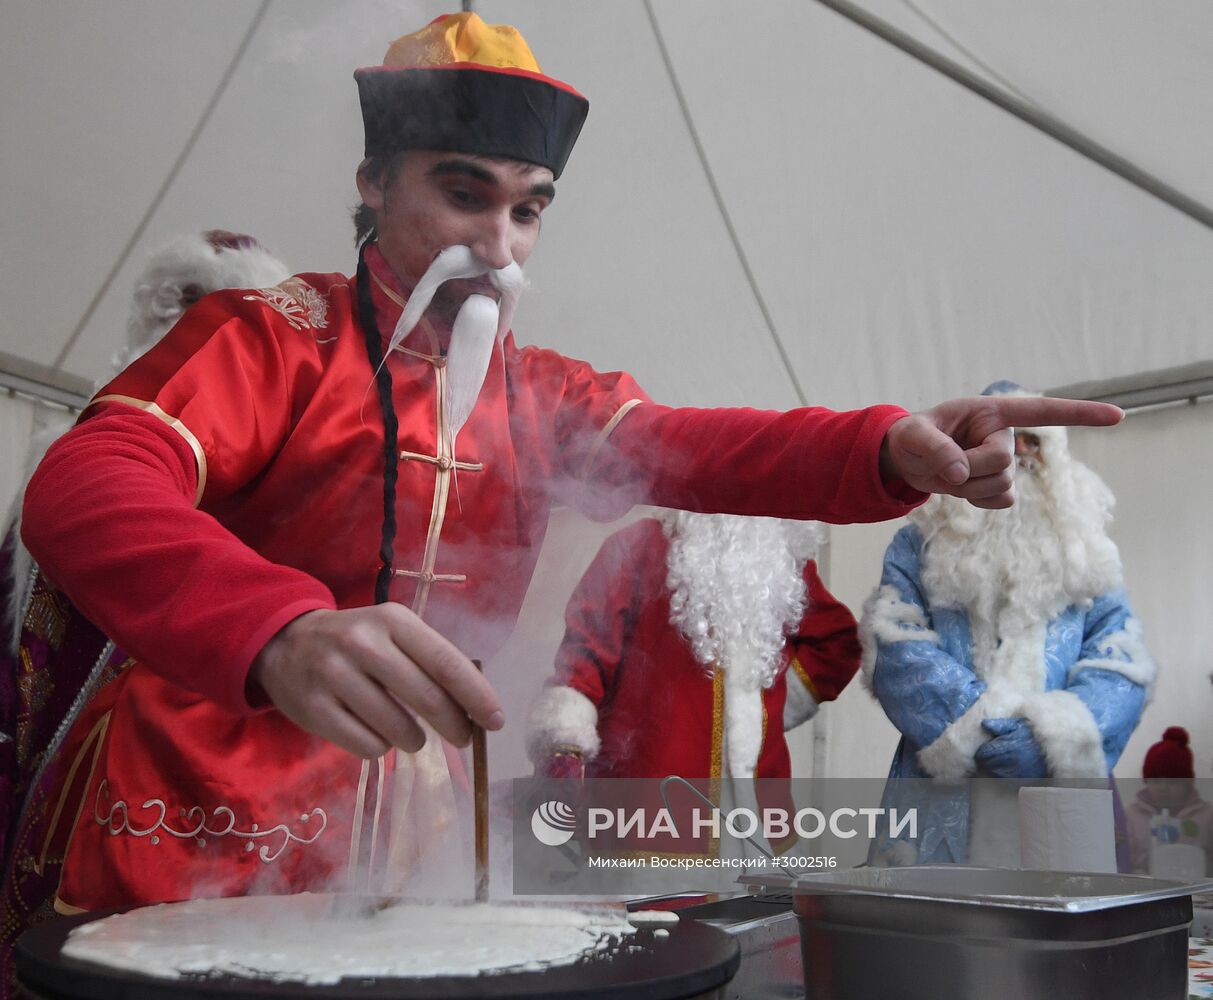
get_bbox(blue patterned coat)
[863,523,1153,865]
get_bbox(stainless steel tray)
[741,866,1212,1000]
[744,864,1213,911]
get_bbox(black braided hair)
[355,239,399,605]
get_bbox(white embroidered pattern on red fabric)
[93,779,327,862]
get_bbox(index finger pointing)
[990,396,1123,430]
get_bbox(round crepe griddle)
[16,907,739,1000]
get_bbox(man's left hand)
[880,395,1123,508]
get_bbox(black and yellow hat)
[354,12,589,178]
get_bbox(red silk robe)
[22,243,920,911]
[550,518,861,784]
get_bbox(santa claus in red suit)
[527,512,860,856]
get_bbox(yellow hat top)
[383,13,542,74]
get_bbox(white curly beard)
[120,234,290,372]
[911,452,1122,680]
[662,512,825,691]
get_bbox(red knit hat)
[1142,727,1195,779]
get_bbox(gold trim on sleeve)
[579,398,644,480]
[88,395,208,506]
[789,655,821,702]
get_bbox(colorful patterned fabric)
[0,555,129,999]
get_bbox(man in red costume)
[530,513,857,785]
[18,9,1119,936]
[529,513,859,858]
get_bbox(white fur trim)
[858,584,940,692]
[783,667,820,731]
[121,233,290,372]
[871,838,919,867]
[916,682,1023,780]
[979,621,1047,691]
[1067,618,1157,694]
[724,661,764,779]
[1019,689,1107,779]
[525,685,600,763]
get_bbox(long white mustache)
[386,246,523,357]
[379,246,525,441]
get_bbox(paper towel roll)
[1150,842,1207,880]
[1018,786,1118,873]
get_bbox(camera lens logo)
[531,800,577,847]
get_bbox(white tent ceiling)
[3,0,1211,414]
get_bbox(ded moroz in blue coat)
[860,398,1155,867]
